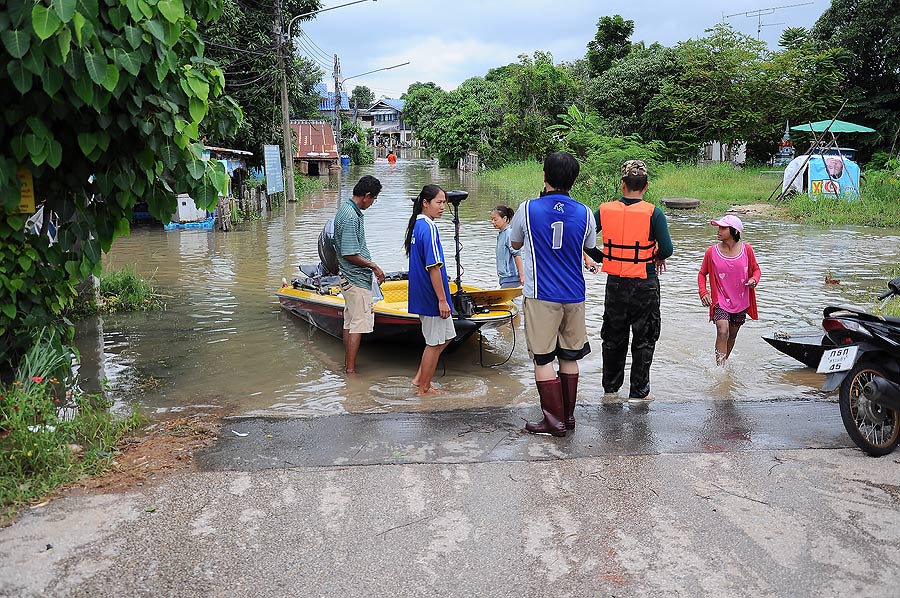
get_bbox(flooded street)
[76,160,900,418]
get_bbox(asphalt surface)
[2,399,900,598]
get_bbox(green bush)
[1,332,141,517]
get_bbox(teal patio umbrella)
[791,119,876,134]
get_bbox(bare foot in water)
[417,385,445,395]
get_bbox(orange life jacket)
[600,200,657,279]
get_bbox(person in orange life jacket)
[697,215,761,366]
[387,150,397,164]
[510,152,599,436]
[583,159,673,401]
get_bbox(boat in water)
[763,331,834,368]
[277,266,519,350]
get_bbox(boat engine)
[318,218,339,275]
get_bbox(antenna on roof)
[724,2,814,40]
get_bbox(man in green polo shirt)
[333,175,385,373]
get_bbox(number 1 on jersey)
[551,221,564,249]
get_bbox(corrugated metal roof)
[369,98,404,112]
[314,84,350,111]
[290,120,339,160]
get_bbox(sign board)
[16,167,35,214]
[263,144,284,195]
[808,156,860,199]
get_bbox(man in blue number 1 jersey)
[510,152,598,437]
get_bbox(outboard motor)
[318,218,339,276]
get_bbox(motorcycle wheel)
[838,360,900,456]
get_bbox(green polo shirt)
[333,198,372,290]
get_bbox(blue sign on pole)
[263,145,284,194]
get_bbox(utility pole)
[275,0,297,202]
[333,54,342,153]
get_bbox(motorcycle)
[818,276,900,456]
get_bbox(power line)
[297,30,334,62]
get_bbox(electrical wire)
[204,39,278,57]
[478,309,517,368]
[297,31,334,62]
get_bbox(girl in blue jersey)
[404,185,454,395]
[490,205,524,288]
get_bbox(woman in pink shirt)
[697,215,761,366]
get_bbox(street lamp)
[277,0,376,201]
[286,0,376,42]
[340,62,410,87]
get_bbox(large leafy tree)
[585,15,634,77]
[0,0,241,371]
[410,78,503,168]
[750,27,847,160]
[495,52,578,162]
[652,24,768,160]
[586,43,681,143]
[201,0,322,162]
[812,0,900,156]
[401,81,444,132]
[349,85,374,109]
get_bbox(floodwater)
[75,159,900,419]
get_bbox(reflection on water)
[75,160,900,419]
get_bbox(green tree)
[585,15,634,77]
[653,24,768,160]
[496,52,578,161]
[812,0,900,156]
[412,77,503,168]
[586,43,681,143]
[0,0,241,372]
[349,85,374,109]
[201,0,323,163]
[401,81,444,132]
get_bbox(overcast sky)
[296,0,828,99]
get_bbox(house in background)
[314,83,349,123]
[369,99,412,147]
[290,120,339,175]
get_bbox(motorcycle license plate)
[816,346,858,374]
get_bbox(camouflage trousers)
[600,276,661,398]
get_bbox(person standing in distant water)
[592,160,673,402]
[698,215,761,366]
[490,205,524,288]
[387,149,397,164]
[510,152,598,436]
[405,185,455,395]
[332,175,385,374]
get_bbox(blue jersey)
[509,193,596,303]
[408,215,452,316]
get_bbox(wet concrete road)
[3,399,900,597]
[198,399,850,470]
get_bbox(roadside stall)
[781,119,875,200]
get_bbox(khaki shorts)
[342,282,374,334]
[523,298,589,364]
[420,315,456,346]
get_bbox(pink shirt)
[710,243,750,314]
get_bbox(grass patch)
[873,296,900,318]
[1,332,142,521]
[481,161,785,215]
[70,266,163,316]
[294,172,326,198]
[478,162,544,206]
[481,161,900,225]
[784,170,900,227]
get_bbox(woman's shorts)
[420,315,457,346]
[713,305,747,326]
